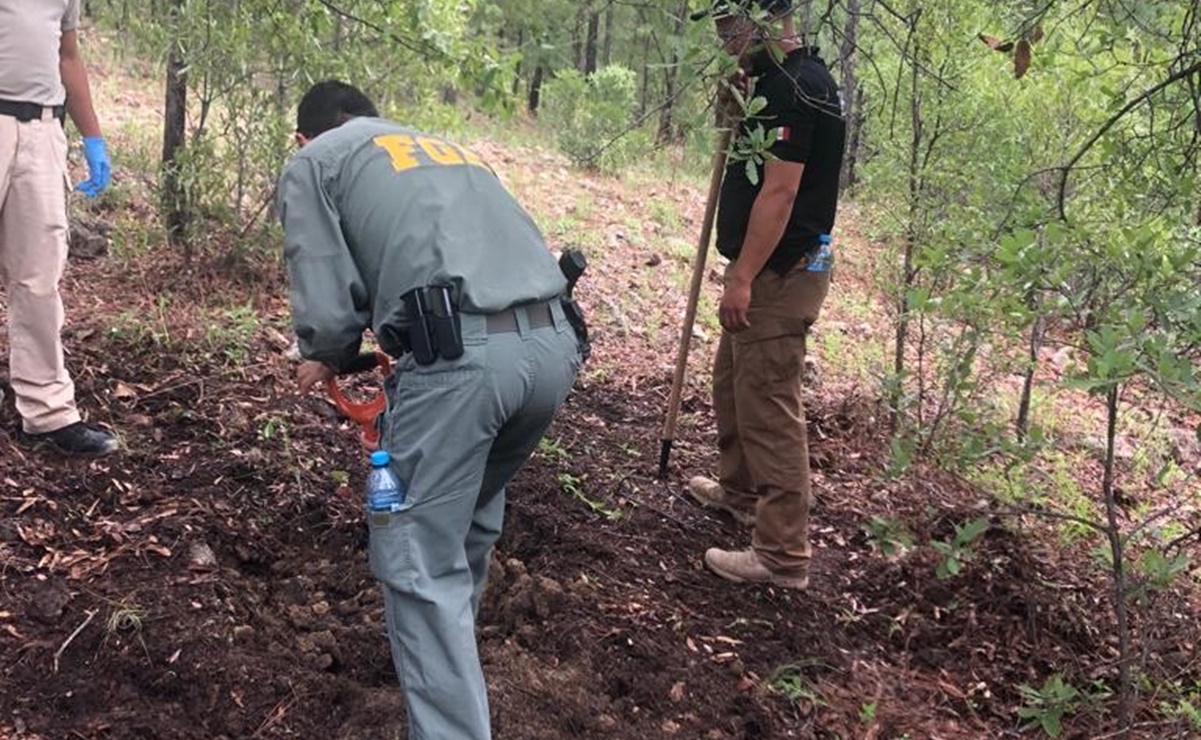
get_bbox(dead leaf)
[977,33,1014,53]
[113,381,138,400]
[1030,25,1044,43]
[144,543,173,558]
[17,520,56,546]
[669,681,686,702]
[1014,38,1032,78]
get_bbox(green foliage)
[204,302,260,365]
[726,86,774,185]
[536,436,570,463]
[860,0,1201,467]
[931,517,989,579]
[1159,682,1201,730]
[858,701,878,724]
[862,516,915,557]
[96,0,496,236]
[540,65,646,174]
[557,472,622,520]
[767,662,825,707]
[1127,549,1191,606]
[1017,675,1080,737]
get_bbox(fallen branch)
[996,504,1106,534]
[53,609,97,673]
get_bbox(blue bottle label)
[806,243,833,273]
[365,466,406,517]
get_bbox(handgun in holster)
[558,249,591,362]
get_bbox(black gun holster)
[378,285,464,365]
[557,248,591,363]
[560,295,590,362]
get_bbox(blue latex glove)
[76,136,111,198]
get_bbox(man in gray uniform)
[1,0,116,457]
[278,80,581,740]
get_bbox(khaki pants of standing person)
[0,112,80,434]
[713,260,830,578]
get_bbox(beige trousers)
[713,260,830,577]
[0,112,80,433]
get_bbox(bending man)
[277,81,582,739]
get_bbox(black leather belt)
[485,301,555,334]
[0,99,65,123]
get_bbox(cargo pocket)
[368,505,417,591]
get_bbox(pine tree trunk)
[838,0,861,191]
[584,10,600,74]
[602,3,614,66]
[658,0,689,143]
[891,20,922,429]
[161,0,189,253]
[528,64,544,114]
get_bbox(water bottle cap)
[370,450,391,467]
[818,233,833,244]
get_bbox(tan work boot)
[687,476,755,526]
[703,548,809,591]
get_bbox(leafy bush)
[540,65,644,173]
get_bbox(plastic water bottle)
[365,450,406,515]
[806,233,834,273]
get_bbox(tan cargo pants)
[713,260,830,577]
[0,112,80,433]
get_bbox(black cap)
[689,0,792,22]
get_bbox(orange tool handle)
[325,351,392,450]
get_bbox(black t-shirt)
[716,48,846,274]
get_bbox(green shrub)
[540,65,644,173]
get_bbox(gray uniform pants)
[370,301,580,740]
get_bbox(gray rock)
[69,213,111,260]
[803,356,822,387]
[1168,427,1201,469]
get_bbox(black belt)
[0,99,65,123]
[485,301,555,334]
[381,300,557,358]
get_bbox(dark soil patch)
[2,248,1200,740]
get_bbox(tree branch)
[1057,59,1201,220]
[310,0,447,59]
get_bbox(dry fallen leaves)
[1014,39,1032,79]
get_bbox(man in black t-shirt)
[687,0,846,590]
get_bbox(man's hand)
[297,360,336,395]
[719,272,753,332]
[76,136,111,197]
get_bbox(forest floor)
[2,33,1201,740]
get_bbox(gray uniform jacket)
[276,117,567,370]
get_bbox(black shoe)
[20,422,120,458]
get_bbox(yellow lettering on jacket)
[417,136,465,165]
[374,133,490,173]
[374,134,420,172]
